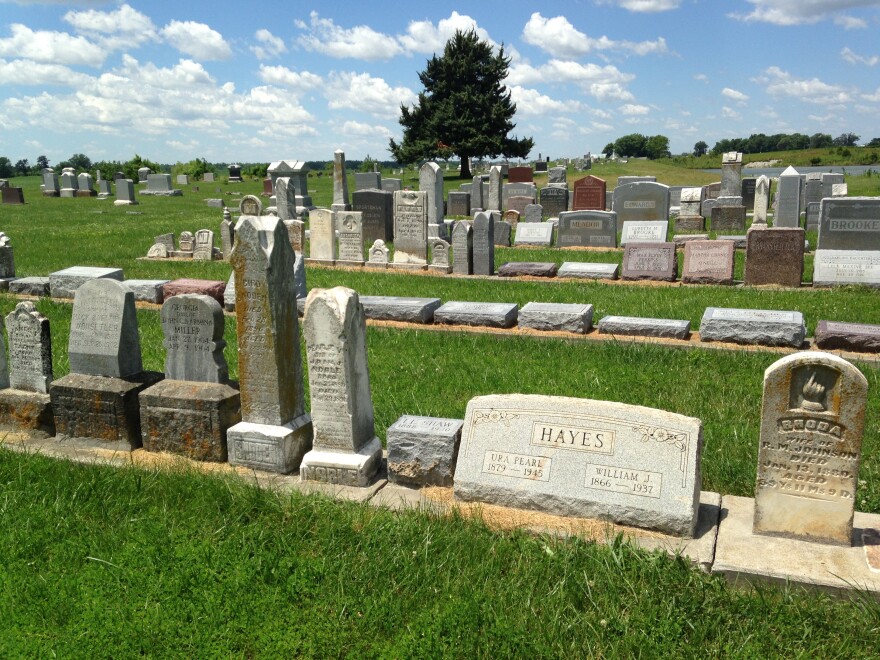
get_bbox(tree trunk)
[458,154,471,179]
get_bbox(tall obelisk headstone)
[332,149,350,212]
[752,175,771,225]
[226,215,312,473]
[487,165,502,212]
[420,161,447,239]
[754,352,868,545]
[300,287,382,486]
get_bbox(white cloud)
[258,64,322,88]
[841,47,879,66]
[694,73,709,83]
[721,87,750,102]
[590,83,635,102]
[619,103,649,115]
[721,106,741,119]
[596,0,682,11]
[251,29,287,60]
[398,11,496,54]
[834,14,869,28]
[510,85,585,115]
[0,58,90,86]
[161,20,232,61]
[752,66,852,104]
[341,120,392,138]
[729,0,879,26]
[0,24,104,66]
[324,72,416,119]
[63,3,158,52]
[296,11,404,60]
[508,59,635,103]
[862,88,880,102]
[521,13,667,58]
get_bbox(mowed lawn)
[1,168,880,655]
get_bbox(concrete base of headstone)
[335,260,365,269]
[557,262,619,280]
[0,277,17,292]
[305,258,336,267]
[300,436,383,487]
[163,278,225,306]
[712,495,880,595]
[113,200,138,206]
[428,264,452,274]
[10,277,50,296]
[386,416,463,488]
[139,380,241,462]
[675,216,705,232]
[434,302,519,328]
[364,261,388,269]
[699,307,806,348]
[60,190,76,199]
[227,414,313,474]
[519,302,593,334]
[42,191,60,198]
[814,320,880,353]
[75,190,97,198]
[716,235,747,249]
[359,296,441,323]
[140,190,183,197]
[599,316,691,340]
[672,234,709,245]
[49,266,124,299]
[122,279,169,304]
[0,389,54,434]
[497,262,558,278]
[50,371,163,449]
[389,263,428,271]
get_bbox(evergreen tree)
[389,29,533,179]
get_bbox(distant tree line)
[704,132,863,156]
[601,134,671,160]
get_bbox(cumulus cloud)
[0,23,104,66]
[729,0,878,27]
[721,106,741,119]
[752,66,852,104]
[341,120,392,138]
[296,11,404,60]
[619,103,649,115]
[63,3,158,51]
[324,72,416,119]
[161,20,232,61]
[521,13,667,58]
[0,58,90,86]
[251,29,287,60]
[258,64,322,88]
[509,85,586,115]
[596,0,682,11]
[694,73,709,83]
[841,47,879,65]
[398,11,496,54]
[721,87,750,102]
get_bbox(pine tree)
[389,29,533,179]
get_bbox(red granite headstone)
[572,175,606,211]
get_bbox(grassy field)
[2,165,880,655]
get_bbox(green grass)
[2,450,880,657]
[3,169,880,654]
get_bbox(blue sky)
[1,0,879,166]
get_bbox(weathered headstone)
[454,394,702,536]
[239,194,263,216]
[754,352,867,545]
[429,238,451,273]
[6,301,52,393]
[226,215,313,473]
[178,231,194,253]
[387,416,463,487]
[452,221,473,275]
[711,205,746,232]
[821,173,845,200]
[419,161,445,238]
[332,149,350,211]
[381,178,402,194]
[741,177,757,210]
[275,177,297,221]
[523,204,543,223]
[42,169,59,196]
[699,308,806,348]
[161,294,228,383]
[774,166,802,228]
[744,227,805,287]
[538,185,568,218]
[59,168,78,198]
[137,167,150,183]
[472,212,495,275]
[622,242,677,281]
[753,175,771,225]
[599,316,691,340]
[367,239,389,267]
[337,211,365,265]
[76,173,96,197]
[308,208,336,263]
[193,229,215,261]
[470,175,484,210]
[548,167,567,185]
[355,172,380,191]
[487,165,502,211]
[721,152,743,197]
[682,240,735,285]
[448,191,470,217]
[220,213,235,258]
[815,320,880,353]
[393,190,428,266]
[300,287,382,486]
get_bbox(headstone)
[753,175,771,225]
[754,352,867,545]
[682,240,735,285]
[832,183,848,197]
[147,244,168,258]
[699,307,806,348]
[721,152,743,197]
[387,416,464,487]
[76,173,96,197]
[275,177,297,221]
[429,238,451,273]
[59,169,78,198]
[598,316,691,340]
[381,178,402,194]
[775,166,802,228]
[49,266,124,299]
[267,160,312,211]
[452,221,473,275]
[114,179,137,206]
[332,150,350,211]
[220,215,235,258]
[228,164,242,182]
[162,279,225,306]
[804,173,823,207]
[42,169,59,196]
[557,262,619,279]
[706,182,721,199]
[239,194,263,216]
[308,208,336,263]
[523,204,543,223]
[744,227,804,287]
[454,394,702,536]
[508,166,533,183]
[262,178,273,196]
[367,239,389,267]
[571,175,606,211]
[514,222,554,247]
[621,242,677,281]
[817,197,880,251]
[223,273,235,311]
[821,173,845,200]
[352,189,393,243]
[556,211,617,247]
[355,172,381,191]
[300,287,382,486]
[358,296,441,323]
[337,211,365,265]
[177,174,189,185]
[392,190,428,265]
[178,231,194,253]
[448,191,470,217]
[193,229,215,261]
[68,279,143,378]
[9,278,49,297]
[815,321,880,353]
[284,218,305,254]
[487,166,502,211]
[539,185,568,218]
[710,205,746,232]
[419,162,445,238]
[620,220,668,245]
[434,301,518,328]
[161,294,228,383]
[548,167,567,185]
[678,187,705,217]
[498,262,558,278]
[6,302,52,393]
[502,183,536,210]
[1,188,24,205]
[137,167,150,183]
[470,175,484,210]
[203,172,215,183]
[812,250,880,287]
[617,175,656,186]
[226,215,312,473]
[518,302,592,333]
[122,279,168,304]
[472,212,495,276]
[506,195,532,215]
[97,179,112,197]
[141,173,182,196]
[612,182,670,224]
